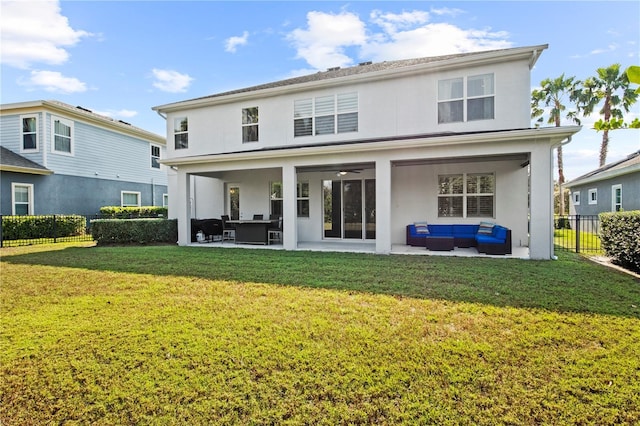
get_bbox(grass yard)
[1,243,639,425]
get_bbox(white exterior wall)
[164,59,533,160]
[159,46,579,259]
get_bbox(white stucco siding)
[165,58,533,159]
[390,158,529,247]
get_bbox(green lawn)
[1,243,639,425]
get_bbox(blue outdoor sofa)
[406,222,512,255]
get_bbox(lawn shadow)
[2,244,639,318]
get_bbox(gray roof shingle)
[0,146,51,174]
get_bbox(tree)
[531,74,580,215]
[571,64,639,167]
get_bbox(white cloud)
[0,0,91,68]
[287,9,512,71]
[287,11,367,70]
[225,31,249,53]
[18,70,87,93]
[151,69,193,93]
[370,10,429,34]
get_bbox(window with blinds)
[438,74,494,123]
[438,173,494,218]
[294,93,358,137]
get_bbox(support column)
[176,170,191,246]
[375,159,392,254]
[282,164,297,250]
[529,147,554,259]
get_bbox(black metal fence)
[0,214,165,248]
[554,215,602,253]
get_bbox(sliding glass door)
[323,179,375,240]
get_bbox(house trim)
[161,126,579,167]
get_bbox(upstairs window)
[242,107,259,143]
[294,92,358,137]
[438,173,494,218]
[588,188,597,205]
[438,74,494,123]
[52,116,73,154]
[294,99,313,137]
[151,144,161,169]
[21,115,38,151]
[174,117,188,149]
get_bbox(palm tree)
[531,74,580,215]
[571,64,639,167]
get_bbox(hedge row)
[91,218,177,245]
[99,206,168,219]
[599,210,640,273]
[1,215,86,240]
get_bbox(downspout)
[551,135,573,260]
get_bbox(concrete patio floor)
[189,239,530,259]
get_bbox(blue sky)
[1,0,638,180]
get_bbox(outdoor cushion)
[477,221,495,235]
[414,222,430,234]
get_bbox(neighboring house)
[566,150,640,216]
[0,100,168,216]
[153,44,581,259]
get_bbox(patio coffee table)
[425,236,454,251]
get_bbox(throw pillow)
[478,221,495,235]
[414,222,430,234]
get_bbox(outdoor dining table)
[226,219,275,245]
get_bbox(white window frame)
[11,183,34,215]
[174,117,188,150]
[297,181,310,218]
[588,188,597,205]
[51,115,74,156]
[163,194,169,207]
[21,114,39,152]
[572,191,581,205]
[294,92,358,137]
[611,184,622,212]
[437,173,495,218]
[438,73,495,124]
[151,144,161,169]
[121,191,141,207]
[242,107,259,143]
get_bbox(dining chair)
[268,217,283,245]
[221,215,235,242]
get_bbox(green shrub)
[599,210,640,272]
[1,215,86,240]
[91,218,177,245]
[554,216,572,229]
[99,206,167,219]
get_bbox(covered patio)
[167,127,579,259]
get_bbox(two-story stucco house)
[566,150,640,216]
[153,44,581,259]
[0,100,168,216]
